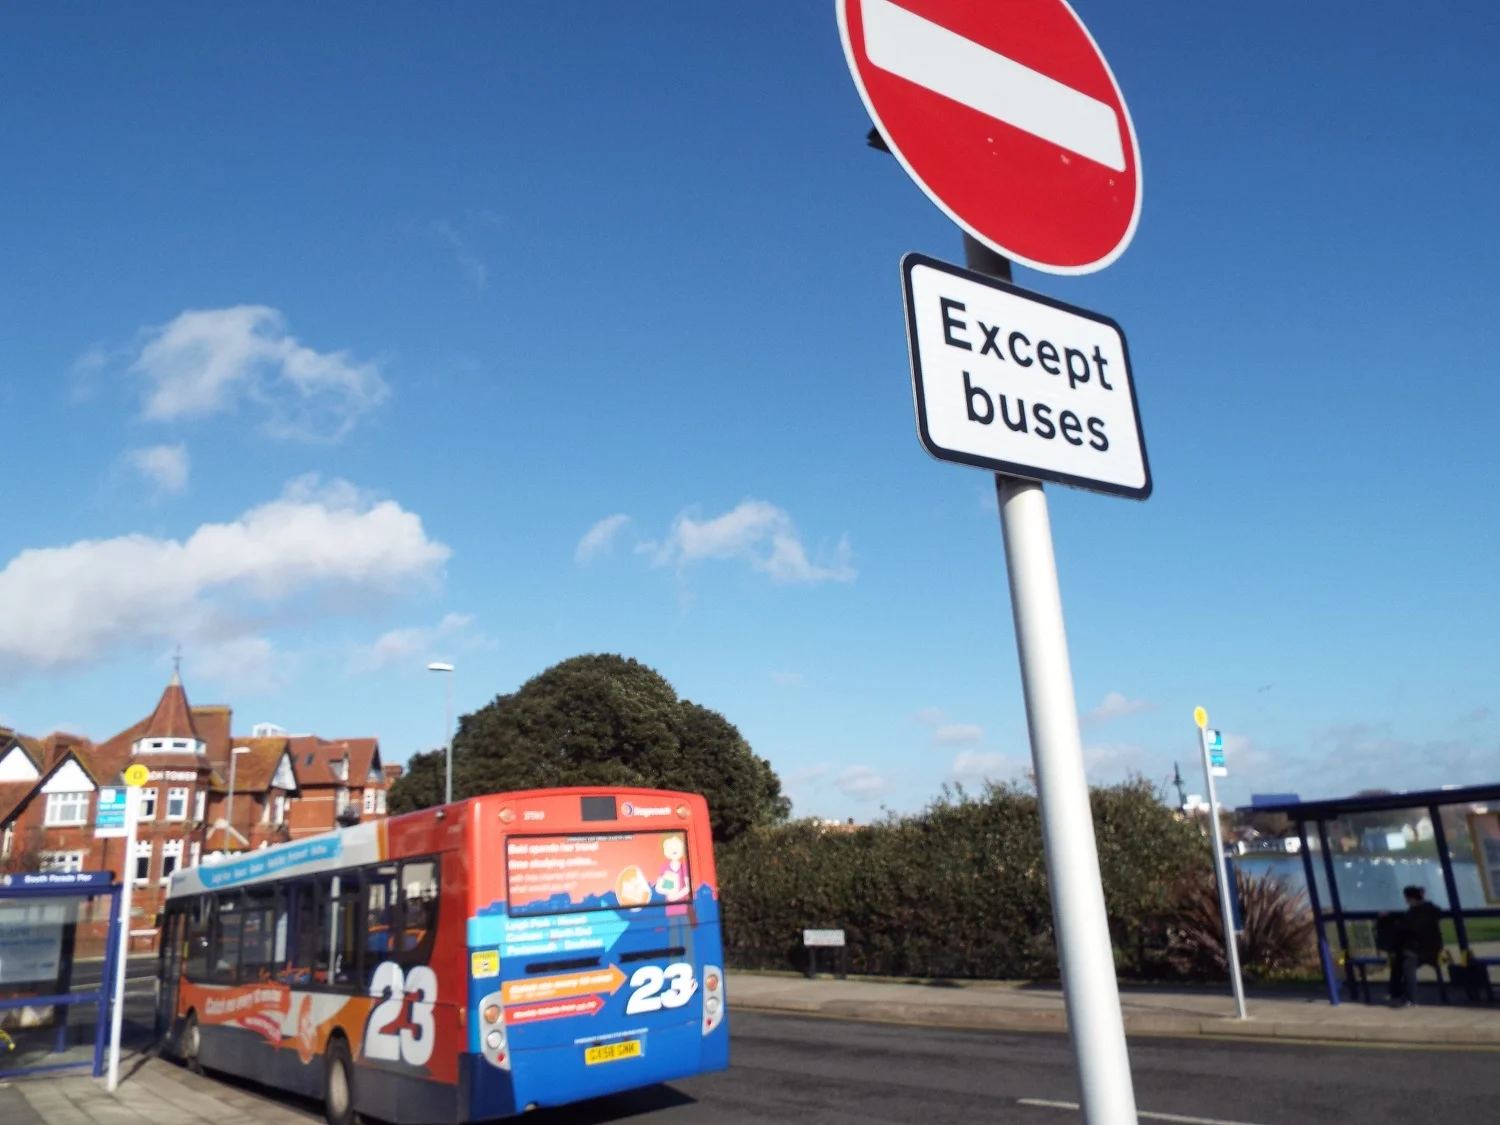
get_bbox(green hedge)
[717,780,1208,980]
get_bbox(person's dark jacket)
[1403,900,1445,963]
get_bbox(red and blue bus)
[155,788,729,1123]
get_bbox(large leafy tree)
[388,654,789,842]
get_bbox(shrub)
[718,778,1206,980]
[1161,869,1317,980]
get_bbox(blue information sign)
[95,787,127,838]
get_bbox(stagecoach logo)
[621,802,670,819]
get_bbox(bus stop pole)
[107,784,140,1092]
[1196,719,1247,1019]
[997,475,1140,1125]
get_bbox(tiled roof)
[214,739,291,794]
[0,781,34,826]
[142,672,199,741]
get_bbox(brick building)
[0,673,402,947]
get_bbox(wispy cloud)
[1083,691,1153,725]
[0,475,449,679]
[430,221,487,288]
[125,443,190,497]
[932,722,983,746]
[350,612,477,674]
[833,764,890,800]
[646,500,855,584]
[119,306,388,440]
[950,749,1017,783]
[575,514,631,563]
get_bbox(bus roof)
[166,819,385,898]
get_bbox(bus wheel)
[180,1013,204,1075]
[324,1037,363,1125]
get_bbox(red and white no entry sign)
[837,0,1142,275]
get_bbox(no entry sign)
[838,0,1142,274]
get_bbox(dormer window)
[152,741,165,750]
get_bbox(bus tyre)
[178,1012,205,1075]
[324,1037,363,1125]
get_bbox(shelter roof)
[1239,782,1500,821]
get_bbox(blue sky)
[1,2,1496,820]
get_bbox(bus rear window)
[506,830,691,916]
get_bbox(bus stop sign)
[837,0,1142,274]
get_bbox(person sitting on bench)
[1391,885,1445,1006]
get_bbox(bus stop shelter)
[0,871,121,1077]
[1244,784,1500,1005]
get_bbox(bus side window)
[184,896,212,981]
[212,893,243,984]
[331,875,363,988]
[292,879,330,984]
[364,865,398,984]
[240,886,278,981]
[399,858,439,963]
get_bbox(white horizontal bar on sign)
[861,0,1126,172]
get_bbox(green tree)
[387,654,789,842]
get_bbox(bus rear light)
[701,964,725,1036]
[483,1005,500,1025]
[485,1030,503,1050]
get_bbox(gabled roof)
[214,739,295,794]
[142,672,200,741]
[0,739,42,783]
[0,781,35,826]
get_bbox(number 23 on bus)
[156,789,729,1123]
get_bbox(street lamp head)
[232,746,250,755]
[428,662,454,673]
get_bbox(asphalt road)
[522,1012,1500,1125]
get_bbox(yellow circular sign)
[123,764,150,788]
[1192,706,1208,730]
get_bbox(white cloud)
[126,443,190,495]
[125,306,388,439]
[192,636,284,695]
[1082,741,1149,778]
[350,613,476,673]
[1083,691,1153,725]
[833,764,890,800]
[650,500,855,584]
[574,514,631,563]
[430,221,487,288]
[932,722,984,746]
[951,749,1017,783]
[769,670,802,687]
[0,476,449,677]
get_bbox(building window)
[139,787,159,821]
[363,789,375,815]
[133,839,154,885]
[151,740,165,750]
[189,841,201,869]
[337,787,349,813]
[376,790,386,814]
[44,791,90,827]
[194,789,206,822]
[40,851,85,874]
[272,795,287,825]
[1,825,11,860]
[160,839,184,884]
[172,740,189,751]
[166,787,189,820]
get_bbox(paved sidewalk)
[726,971,1500,1046]
[0,1053,315,1125]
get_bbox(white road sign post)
[1194,708,1246,1020]
[107,766,146,1092]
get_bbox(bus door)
[497,824,708,1105]
[155,905,186,1040]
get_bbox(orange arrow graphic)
[502,965,626,1007]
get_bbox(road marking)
[1019,1098,1269,1125]
[860,0,1125,171]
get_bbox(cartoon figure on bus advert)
[616,864,654,907]
[653,833,690,902]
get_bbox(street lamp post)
[224,745,249,853]
[428,662,455,805]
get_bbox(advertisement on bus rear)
[505,831,691,915]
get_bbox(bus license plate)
[585,1039,642,1065]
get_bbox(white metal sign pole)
[1196,715,1247,1019]
[997,474,1138,1125]
[106,783,140,1092]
